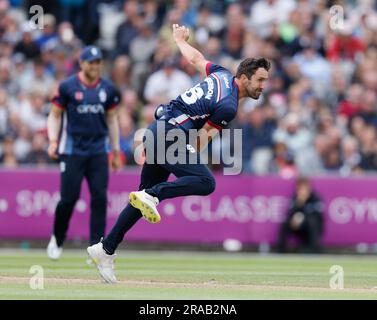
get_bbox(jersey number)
[180,84,204,105]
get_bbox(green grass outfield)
[0,248,377,300]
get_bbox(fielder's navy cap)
[80,45,103,62]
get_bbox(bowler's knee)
[201,175,216,195]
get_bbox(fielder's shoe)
[47,235,62,261]
[129,190,160,224]
[87,242,117,284]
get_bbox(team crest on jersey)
[75,91,83,101]
[99,89,107,103]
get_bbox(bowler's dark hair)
[236,58,271,79]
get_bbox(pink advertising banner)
[1,169,377,245]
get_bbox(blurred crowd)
[0,0,376,177]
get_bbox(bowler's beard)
[249,88,261,100]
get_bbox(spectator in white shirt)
[143,57,193,105]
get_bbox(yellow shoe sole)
[129,192,161,224]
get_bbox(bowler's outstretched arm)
[172,24,209,78]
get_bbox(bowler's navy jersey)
[163,62,239,131]
[52,74,120,156]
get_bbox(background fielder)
[46,45,121,260]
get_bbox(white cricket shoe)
[129,190,160,224]
[87,242,117,284]
[47,235,62,261]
